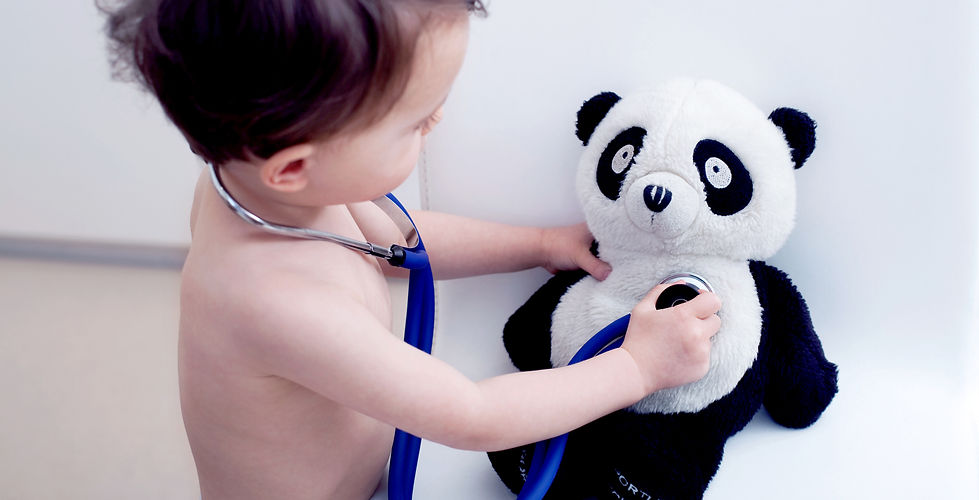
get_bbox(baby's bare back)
[178,175,400,499]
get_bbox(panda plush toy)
[487,79,839,500]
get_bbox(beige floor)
[0,256,197,499]
[0,255,411,499]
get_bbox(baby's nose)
[643,185,672,213]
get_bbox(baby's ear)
[576,92,620,146]
[260,144,316,192]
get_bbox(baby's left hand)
[540,223,612,281]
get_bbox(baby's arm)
[391,211,609,281]
[237,279,719,452]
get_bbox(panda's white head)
[575,79,816,261]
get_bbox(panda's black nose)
[643,185,672,213]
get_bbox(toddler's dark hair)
[101,0,484,165]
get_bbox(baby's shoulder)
[181,243,382,363]
[185,240,365,313]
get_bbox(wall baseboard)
[0,236,187,270]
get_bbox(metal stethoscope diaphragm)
[656,272,715,309]
[515,271,715,500]
[209,162,717,500]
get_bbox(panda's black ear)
[769,107,816,169]
[576,92,621,146]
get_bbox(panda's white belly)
[550,255,761,414]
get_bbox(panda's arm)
[750,261,839,429]
[502,269,588,371]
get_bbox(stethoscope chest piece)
[656,272,714,310]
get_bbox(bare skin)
[178,13,721,500]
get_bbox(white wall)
[0,1,199,247]
[0,1,421,249]
[428,0,979,346]
[403,1,979,498]
[2,1,976,498]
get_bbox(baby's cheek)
[401,136,423,170]
[377,136,422,191]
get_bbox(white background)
[0,1,199,247]
[408,1,979,499]
[0,1,976,499]
[0,1,423,247]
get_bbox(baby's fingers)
[580,250,612,281]
[681,291,722,319]
[702,313,722,338]
[635,283,675,310]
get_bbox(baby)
[104,1,721,499]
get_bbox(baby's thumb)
[635,283,673,310]
[584,253,613,281]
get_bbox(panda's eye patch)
[694,139,753,216]
[597,127,646,200]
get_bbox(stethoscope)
[515,272,713,500]
[208,164,432,499]
[208,163,712,500]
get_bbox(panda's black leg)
[489,269,590,492]
[502,269,588,372]
[486,439,595,498]
[486,443,537,494]
[565,411,728,500]
[750,261,838,429]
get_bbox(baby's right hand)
[619,284,722,395]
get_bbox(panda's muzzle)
[643,185,672,213]
[625,172,699,238]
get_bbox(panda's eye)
[693,139,753,216]
[611,145,635,174]
[704,157,732,189]
[596,127,646,201]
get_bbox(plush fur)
[488,79,838,499]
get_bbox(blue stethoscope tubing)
[381,193,630,500]
[208,160,630,498]
[515,313,631,500]
[385,194,435,500]
[207,164,433,499]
